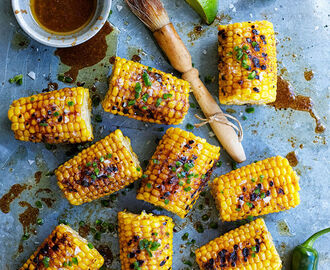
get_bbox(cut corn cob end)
[102,57,190,125]
[8,87,93,143]
[118,211,174,270]
[137,127,220,218]
[211,156,300,222]
[195,218,282,269]
[56,129,142,205]
[20,224,104,270]
[218,20,277,105]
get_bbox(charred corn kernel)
[218,21,277,105]
[102,57,190,125]
[55,129,142,205]
[211,156,300,222]
[20,224,104,270]
[8,87,93,143]
[137,127,220,218]
[118,211,174,270]
[195,218,282,269]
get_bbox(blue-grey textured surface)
[0,0,329,269]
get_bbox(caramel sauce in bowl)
[12,0,112,47]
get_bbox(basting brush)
[125,0,246,162]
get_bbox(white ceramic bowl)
[12,0,112,48]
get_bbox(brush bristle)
[125,0,170,31]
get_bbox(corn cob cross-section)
[56,129,142,205]
[20,224,104,270]
[137,127,220,218]
[211,156,300,222]
[118,211,174,270]
[195,218,282,269]
[102,57,190,125]
[218,21,277,105]
[8,87,93,143]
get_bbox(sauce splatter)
[286,151,298,167]
[18,201,39,233]
[131,54,141,63]
[42,82,58,92]
[78,224,91,238]
[41,197,56,208]
[34,171,42,184]
[109,56,116,64]
[0,184,27,213]
[35,188,52,195]
[304,69,314,81]
[277,219,294,236]
[270,76,325,133]
[187,25,206,42]
[55,22,113,80]
[96,245,113,266]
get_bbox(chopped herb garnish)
[186,123,194,130]
[42,257,50,268]
[183,163,194,171]
[142,106,148,110]
[100,157,104,162]
[245,107,255,113]
[53,111,59,117]
[246,202,253,208]
[171,167,176,172]
[236,208,241,211]
[196,223,204,233]
[252,41,258,47]
[156,97,162,107]
[247,215,254,221]
[201,174,206,179]
[150,241,161,251]
[163,93,173,99]
[232,162,238,170]
[22,233,30,240]
[39,122,48,127]
[67,101,74,106]
[135,82,142,98]
[251,246,257,252]
[91,174,96,180]
[143,72,152,86]
[182,232,189,241]
[136,167,141,172]
[59,219,69,225]
[30,97,35,101]
[234,46,240,51]
[242,115,247,120]
[176,161,183,166]
[255,188,260,194]
[93,162,97,167]
[183,260,193,266]
[202,214,209,221]
[88,243,94,249]
[260,192,266,198]
[216,161,222,167]
[95,114,102,122]
[153,159,159,164]
[95,219,102,225]
[142,93,149,102]
[142,174,148,178]
[9,74,23,85]
[79,220,86,226]
[186,179,191,184]
[94,168,100,175]
[248,71,256,80]
[190,103,196,108]
[243,45,249,50]
[94,232,101,241]
[35,201,42,208]
[128,100,136,106]
[133,261,141,270]
[252,253,256,257]
[146,183,152,188]
[106,153,112,159]
[259,175,264,182]
[37,218,44,225]
[251,178,256,182]
[72,257,78,265]
[209,221,218,229]
[184,186,192,192]
[164,199,169,205]
[179,181,184,186]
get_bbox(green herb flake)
[106,153,112,159]
[35,201,43,208]
[251,178,256,182]
[39,122,48,127]
[186,123,194,130]
[93,162,97,167]
[248,70,256,80]
[216,161,222,167]
[59,219,69,225]
[184,186,192,192]
[9,74,23,85]
[146,183,152,188]
[259,175,265,182]
[179,181,184,186]
[67,101,74,106]
[247,215,254,221]
[95,114,102,122]
[42,257,50,268]
[143,71,152,86]
[87,243,94,249]
[155,97,162,107]
[182,232,189,241]
[72,257,78,265]
[53,111,59,117]
[252,253,256,257]
[94,232,101,241]
[153,159,159,164]
[163,93,173,99]
[142,174,148,178]
[236,208,241,211]
[260,192,266,199]
[128,100,136,106]
[190,103,196,108]
[202,214,209,221]
[22,233,30,240]
[186,179,191,184]
[142,93,149,102]
[243,45,249,50]
[246,202,254,208]
[196,224,204,233]
[232,162,238,170]
[175,161,182,167]
[150,241,161,251]
[242,115,247,120]
[245,107,255,113]
[95,219,102,225]
[252,41,258,47]
[99,157,104,162]
[251,246,257,252]
[37,218,44,225]
[209,221,218,229]
[183,260,193,266]
[164,199,169,205]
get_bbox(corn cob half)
[118,211,174,270]
[195,218,282,269]
[20,224,104,270]
[137,127,220,218]
[8,87,93,143]
[211,156,300,222]
[102,57,190,125]
[55,129,142,205]
[218,21,277,105]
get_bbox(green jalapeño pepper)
[291,227,330,270]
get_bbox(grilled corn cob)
[195,218,282,269]
[218,21,277,105]
[118,211,174,270]
[8,87,93,144]
[211,156,300,222]
[102,57,190,125]
[56,129,142,205]
[136,127,220,218]
[20,224,104,270]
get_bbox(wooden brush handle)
[154,23,246,162]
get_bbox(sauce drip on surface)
[286,151,298,167]
[18,201,39,233]
[0,184,27,214]
[55,22,113,81]
[31,0,97,34]
[270,76,326,133]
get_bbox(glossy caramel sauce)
[286,151,298,167]
[270,76,325,133]
[55,22,113,80]
[31,0,97,34]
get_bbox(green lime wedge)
[186,0,219,24]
